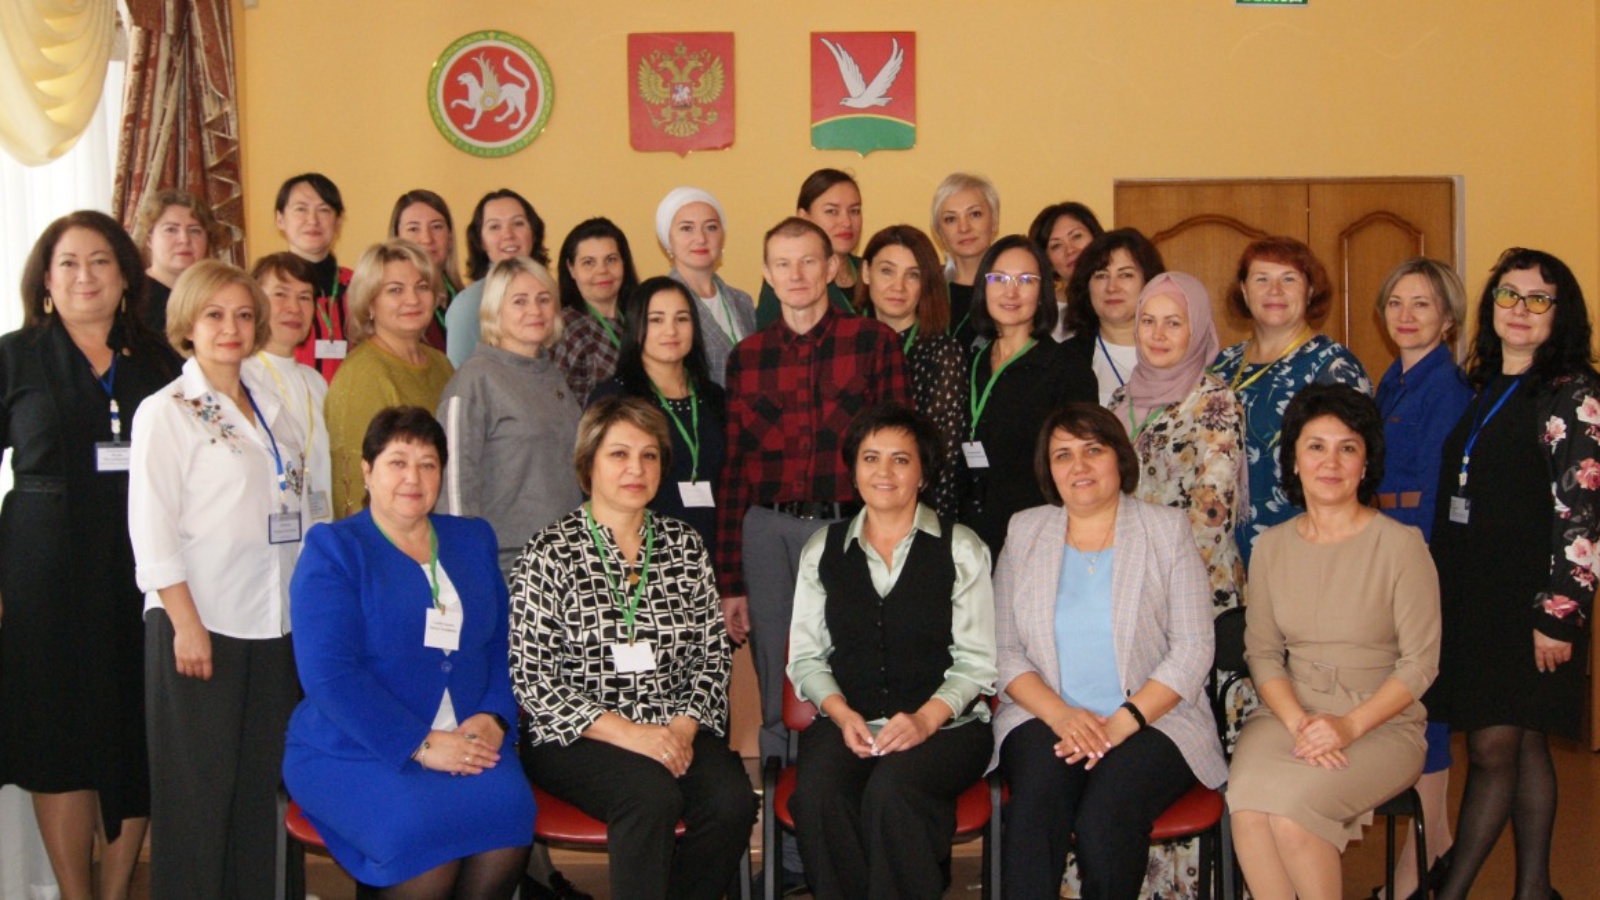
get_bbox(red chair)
[761,676,1001,899]
[531,784,752,900]
[1147,781,1227,900]
[278,796,383,900]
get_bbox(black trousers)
[145,609,298,900]
[791,716,992,900]
[999,717,1196,900]
[521,729,756,900]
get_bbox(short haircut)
[1464,247,1597,390]
[20,210,147,330]
[131,190,228,263]
[573,396,673,495]
[1373,257,1467,333]
[344,240,439,345]
[969,234,1057,341]
[361,406,448,471]
[164,259,269,357]
[387,189,462,292]
[840,402,943,500]
[762,216,831,263]
[478,257,563,350]
[929,172,1000,247]
[274,172,344,216]
[796,168,859,212]
[1034,403,1140,504]
[1227,236,1333,324]
[250,251,318,290]
[855,225,951,335]
[466,188,548,279]
[613,276,714,396]
[1278,383,1385,507]
[1064,228,1166,341]
[556,217,641,312]
[1027,201,1105,283]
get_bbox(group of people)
[0,163,1591,900]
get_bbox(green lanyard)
[1128,404,1163,438]
[374,519,441,612]
[434,281,455,330]
[651,382,701,480]
[587,303,622,349]
[584,505,654,643]
[968,339,1035,439]
[901,322,920,354]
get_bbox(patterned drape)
[113,0,243,263]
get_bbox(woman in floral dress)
[1428,248,1599,900]
[1208,237,1369,565]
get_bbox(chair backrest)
[1210,605,1250,755]
[782,676,818,732]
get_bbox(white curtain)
[0,0,117,166]
[0,56,123,900]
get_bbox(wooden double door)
[1114,178,1459,381]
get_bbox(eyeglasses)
[1491,286,1555,315]
[983,272,1044,290]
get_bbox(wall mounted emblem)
[630,33,734,155]
[810,32,915,155]
[428,30,553,157]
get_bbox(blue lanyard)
[243,386,289,498]
[1097,335,1128,388]
[1458,377,1520,490]
[94,355,121,441]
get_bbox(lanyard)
[651,382,701,480]
[587,303,622,349]
[375,519,442,611]
[433,281,456,331]
[1127,403,1163,438]
[584,504,654,643]
[243,386,290,501]
[1097,335,1128,388]
[969,339,1035,439]
[901,322,920,354]
[1458,377,1521,490]
[1228,327,1311,394]
[255,353,316,473]
[93,355,121,441]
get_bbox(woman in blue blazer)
[283,406,534,897]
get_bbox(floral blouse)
[901,329,968,519]
[1110,374,1245,612]
[1534,372,1600,639]
[1209,333,1371,564]
[508,509,730,747]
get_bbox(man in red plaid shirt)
[716,217,910,775]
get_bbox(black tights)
[376,845,530,900]
[1436,726,1557,900]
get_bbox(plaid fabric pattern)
[715,308,909,594]
[552,306,622,403]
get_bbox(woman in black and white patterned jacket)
[508,396,756,900]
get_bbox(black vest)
[817,519,957,720]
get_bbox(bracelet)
[1120,701,1147,730]
[415,739,431,769]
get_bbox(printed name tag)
[314,339,348,360]
[95,442,131,472]
[1448,495,1471,525]
[678,481,716,508]
[306,490,331,521]
[610,641,657,673]
[268,511,302,544]
[424,604,463,651]
[961,441,991,469]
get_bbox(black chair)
[1375,787,1430,900]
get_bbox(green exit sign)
[1237,0,1308,4]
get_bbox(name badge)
[678,481,715,508]
[95,441,131,473]
[307,490,331,521]
[610,640,657,673]
[962,441,991,469]
[1448,495,1470,525]
[314,339,348,360]
[424,604,463,652]
[268,511,302,544]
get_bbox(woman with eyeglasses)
[1425,249,1599,900]
[957,235,1097,560]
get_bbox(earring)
[43,295,54,315]
[120,293,127,314]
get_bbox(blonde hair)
[164,259,268,357]
[572,397,672,494]
[1373,257,1467,337]
[131,190,228,263]
[929,173,1000,252]
[344,239,439,345]
[479,257,564,350]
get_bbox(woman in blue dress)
[283,406,535,897]
[1209,236,1371,564]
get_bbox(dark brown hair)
[1034,403,1140,504]
[20,210,147,330]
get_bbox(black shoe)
[753,866,808,898]
[520,869,593,900]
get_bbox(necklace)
[1066,514,1117,575]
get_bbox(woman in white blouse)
[129,259,309,899]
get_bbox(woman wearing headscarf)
[657,187,756,386]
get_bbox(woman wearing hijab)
[656,187,756,387]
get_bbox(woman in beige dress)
[1227,383,1441,900]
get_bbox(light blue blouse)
[1053,546,1122,716]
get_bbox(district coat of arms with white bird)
[809,32,917,155]
[819,37,904,109]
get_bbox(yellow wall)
[236,0,1599,318]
